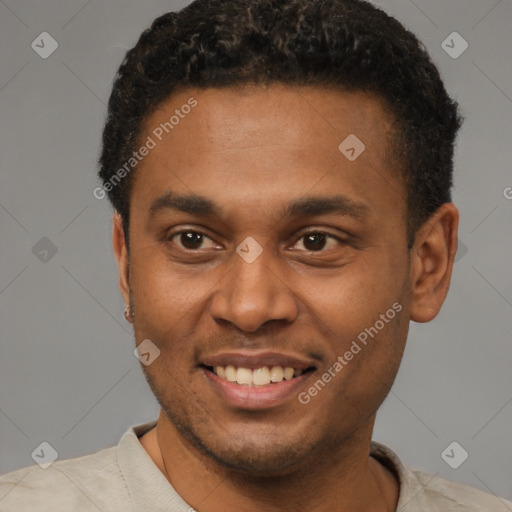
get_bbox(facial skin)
[113,84,458,511]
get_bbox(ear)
[112,212,130,306]
[409,203,459,323]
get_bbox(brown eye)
[180,231,204,249]
[303,233,327,251]
[292,232,343,252]
[168,230,217,250]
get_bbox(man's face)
[120,85,413,474]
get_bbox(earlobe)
[409,203,459,323]
[112,212,130,306]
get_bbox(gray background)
[1,0,511,504]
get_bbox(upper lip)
[201,350,317,371]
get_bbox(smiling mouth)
[201,364,316,386]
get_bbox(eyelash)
[166,229,346,252]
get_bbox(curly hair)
[98,0,462,247]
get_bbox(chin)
[164,404,317,476]
[192,433,314,476]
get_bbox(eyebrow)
[148,192,369,221]
[286,195,369,219]
[149,192,218,219]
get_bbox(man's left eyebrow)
[285,195,369,219]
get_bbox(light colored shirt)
[0,419,510,511]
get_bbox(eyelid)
[165,225,214,239]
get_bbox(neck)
[139,410,398,512]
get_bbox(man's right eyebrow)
[148,192,219,220]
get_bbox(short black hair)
[99,0,462,247]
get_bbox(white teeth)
[283,367,294,380]
[225,365,237,382]
[270,365,283,382]
[253,367,271,386]
[211,364,304,386]
[236,367,253,386]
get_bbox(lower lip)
[202,368,314,410]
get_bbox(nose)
[209,246,298,332]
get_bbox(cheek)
[297,254,409,396]
[128,247,229,357]
[130,246,212,307]
[302,258,406,340]
[305,301,407,421]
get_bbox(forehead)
[132,84,404,224]
[143,84,393,153]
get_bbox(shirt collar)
[117,419,192,512]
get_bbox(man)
[1,0,510,510]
